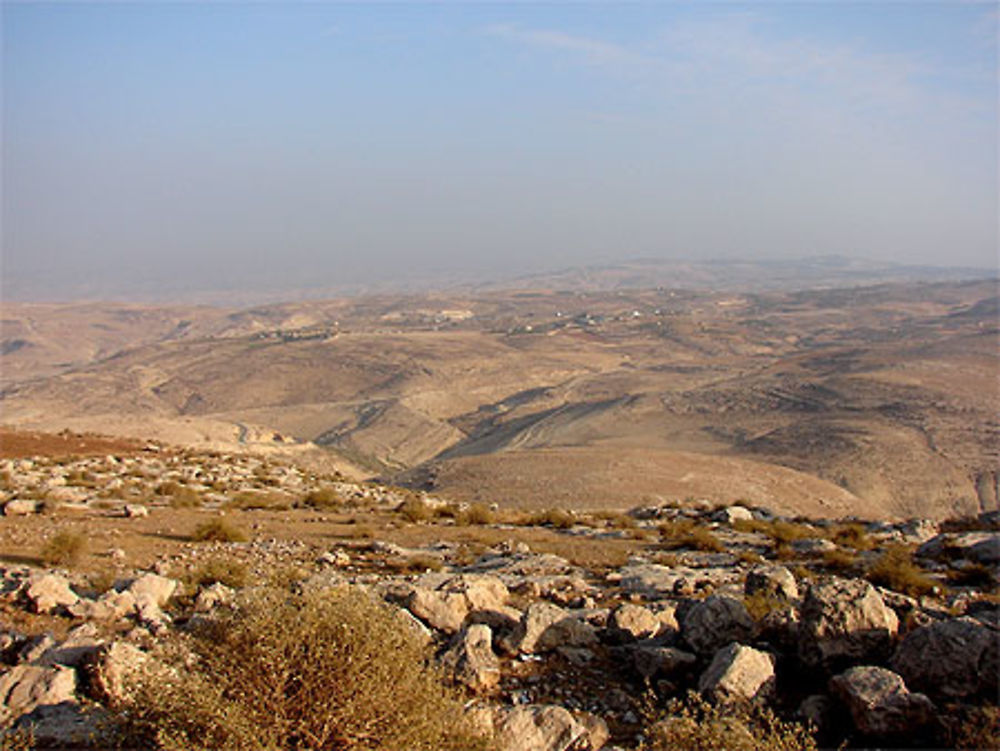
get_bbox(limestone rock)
[535,614,598,652]
[682,595,753,655]
[0,664,77,726]
[891,616,999,699]
[194,582,235,613]
[698,643,775,703]
[123,504,149,518]
[406,588,469,634]
[441,574,510,611]
[917,532,1000,565]
[2,500,38,517]
[67,589,137,621]
[24,573,78,614]
[830,666,934,737]
[126,573,178,609]
[713,505,754,524]
[798,577,899,670]
[745,565,799,601]
[503,602,566,654]
[498,705,607,751]
[84,642,150,704]
[606,603,661,644]
[36,624,103,668]
[439,624,500,693]
[632,645,697,679]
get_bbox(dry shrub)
[659,519,724,553]
[191,518,248,543]
[527,508,576,529]
[40,530,87,566]
[398,498,433,523]
[169,487,203,508]
[386,554,444,574]
[948,563,997,591]
[0,728,34,751]
[940,703,1000,750]
[642,692,816,751]
[738,550,765,566]
[108,586,492,751]
[187,557,251,589]
[831,523,875,551]
[866,544,937,597]
[820,548,859,575]
[299,487,342,510]
[457,503,496,526]
[743,591,790,621]
[226,491,292,511]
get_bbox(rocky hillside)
[0,442,997,749]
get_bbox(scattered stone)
[194,582,234,613]
[798,577,899,669]
[503,602,567,654]
[0,664,77,726]
[745,565,799,601]
[439,624,500,693]
[606,603,661,644]
[830,666,934,737]
[2,500,38,516]
[123,504,149,518]
[682,595,753,655]
[891,616,999,699]
[24,573,79,614]
[713,505,754,524]
[631,645,697,679]
[406,588,469,634]
[497,705,607,751]
[36,624,103,668]
[698,643,775,703]
[917,532,1000,565]
[126,573,178,609]
[84,642,150,704]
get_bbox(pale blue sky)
[2,2,997,300]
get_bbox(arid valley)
[1,265,998,751]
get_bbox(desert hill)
[1,276,996,520]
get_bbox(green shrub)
[641,692,817,751]
[191,518,248,543]
[107,586,492,751]
[40,530,87,566]
[866,544,937,597]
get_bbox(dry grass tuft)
[831,523,875,551]
[107,585,493,751]
[865,544,937,597]
[658,519,724,553]
[641,691,817,751]
[191,518,248,543]
[40,530,87,566]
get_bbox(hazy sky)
[2,2,997,300]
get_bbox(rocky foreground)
[0,446,998,749]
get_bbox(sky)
[2,2,997,301]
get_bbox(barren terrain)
[2,275,997,520]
